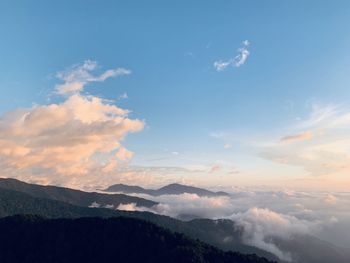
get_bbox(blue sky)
[1,1,350,189]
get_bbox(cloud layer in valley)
[110,187,350,261]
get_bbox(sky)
[1,0,350,190]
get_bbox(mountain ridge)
[0,178,157,208]
[0,181,279,262]
[103,182,230,197]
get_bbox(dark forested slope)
[0,215,274,263]
[0,178,156,208]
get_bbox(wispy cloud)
[280,131,314,143]
[118,92,128,100]
[55,60,131,94]
[213,60,232,72]
[260,103,350,179]
[210,164,222,173]
[213,40,250,72]
[234,40,250,67]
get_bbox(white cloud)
[149,193,233,219]
[89,201,101,208]
[55,60,131,94]
[117,202,138,211]
[116,202,154,212]
[118,92,128,100]
[234,41,250,67]
[228,207,310,262]
[213,60,232,72]
[213,40,250,71]
[101,184,350,254]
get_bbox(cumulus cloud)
[0,61,143,188]
[213,40,250,71]
[228,207,311,261]
[150,193,232,219]
[55,60,131,94]
[142,190,344,261]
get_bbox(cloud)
[210,165,222,173]
[55,60,131,94]
[298,103,350,129]
[213,40,250,71]
[280,131,314,143]
[117,203,138,211]
[213,60,231,72]
[116,147,134,161]
[104,185,350,254]
[259,103,350,179]
[228,207,310,262]
[0,61,143,188]
[234,40,250,67]
[224,143,232,149]
[118,92,128,100]
[89,201,101,208]
[148,193,233,219]
[324,194,337,205]
[116,202,154,212]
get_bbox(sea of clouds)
[99,187,350,261]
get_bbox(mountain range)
[102,182,230,197]
[0,178,349,263]
[0,179,277,261]
[0,178,156,209]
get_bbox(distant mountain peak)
[103,182,230,197]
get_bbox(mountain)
[1,179,348,263]
[272,234,350,263]
[0,178,157,208]
[0,187,122,218]
[0,215,274,263]
[0,183,278,262]
[103,182,230,197]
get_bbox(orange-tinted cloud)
[280,131,314,143]
[0,61,143,187]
